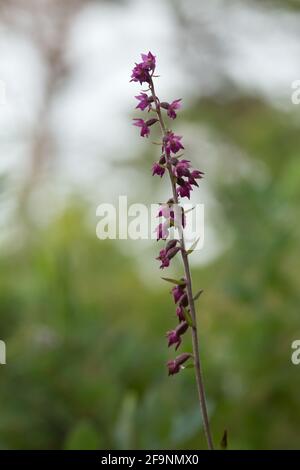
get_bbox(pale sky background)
[0,0,299,267]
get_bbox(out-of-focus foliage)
[1,89,300,449]
[0,205,208,450]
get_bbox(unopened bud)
[146,118,158,126]
[179,293,188,307]
[167,246,180,260]
[165,239,178,252]
[160,101,170,110]
[176,320,189,336]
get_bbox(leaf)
[184,309,194,327]
[193,289,204,301]
[186,237,200,255]
[114,393,137,450]
[182,363,195,370]
[161,277,186,286]
[64,421,101,450]
[220,430,228,450]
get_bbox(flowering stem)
[149,78,214,451]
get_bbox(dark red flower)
[167,99,182,119]
[176,305,186,322]
[135,93,153,111]
[152,162,165,177]
[163,132,184,155]
[167,352,192,375]
[166,321,189,350]
[172,283,186,303]
[132,118,150,137]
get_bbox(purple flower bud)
[189,169,204,186]
[158,239,180,269]
[167,352,192,375]
[166,246,180,260]
[141,51,156,72]
[159,155,166,164]
[152,162,165,177]
[156,240,178,270]
[172,284,186,303]
[177,181,193,199]
[167,359,180,376]
[167,99,182,119]
[191,170,204,179]
[166,330,180,349]
[165,239,178,251]
[166,321,189,350]
[179,293,189,307]
[175,160,191,178]
[146,118,158,127]
[132,118,150,137]
[156,249,170,269]
[159,102,170,110]
[176,305,186,322]
[177,320,189,335]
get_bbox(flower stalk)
[131,52,214,450]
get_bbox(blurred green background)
[0,0,300,450]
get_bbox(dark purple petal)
[160,102,170,110]
[167,321,189,350]
[163,132,184,155]
[132,118,150,137]
[176,305,185,322]
[172,284,185,303]
[179,293,189,308]
[156,248,170,269]
[141,51,156,72]
[166,330,181,349]
[177,181,193,199]
[130,63,151,84]
[135,93,151,111]
[146,118,158,127]
[152,162,165,177]
[174,160,191,178]
[166,246,180,260]
[167,99,182,119]
[165,239,178,251]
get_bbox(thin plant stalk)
[149,78,214,451]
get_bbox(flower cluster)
[164,279,194,373]
[131,52,214,450]
[130,51,156,84]
[164,278,193,372]
[131,53,203,202]
[131,52,200,375]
